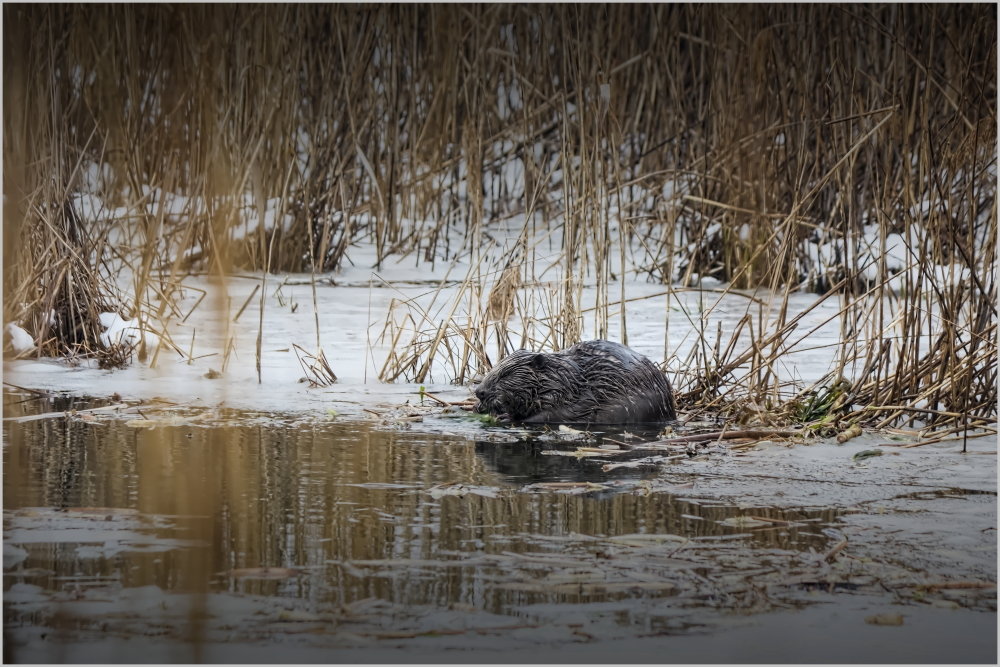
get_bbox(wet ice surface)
[2,271,846,417]
[2,394,996,663]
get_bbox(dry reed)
[3,5,995,428]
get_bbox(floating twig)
[637,429,802,448]
[821,538,848,563]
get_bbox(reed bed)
[3,4,996,428]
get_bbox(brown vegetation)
[3,4,996,428]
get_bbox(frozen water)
[5,256,846,420]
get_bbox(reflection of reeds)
[3,5,995,427]
[3,411,846,614]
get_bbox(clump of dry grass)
[292,344,338,387]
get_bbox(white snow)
[71,193,115,223]
[81,162,114,194]
[98,313,161,353]
[5,143,991,420]
[3,205,985,423]
[231,198,294,241]
[5,324,36,355]
[598,83,611,105]
[5,233,847,420]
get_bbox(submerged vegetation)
[3,5,996,430]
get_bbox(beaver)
[473,339,677,425]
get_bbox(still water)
[3,392,994,663]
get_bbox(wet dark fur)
[473,340,677,425]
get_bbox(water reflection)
[4,392,842,652]
[473,430,666,484]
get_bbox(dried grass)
[3,5,995,428]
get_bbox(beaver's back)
[519,340,676,424]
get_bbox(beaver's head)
[473,350,542,422]
[473,350,579,423]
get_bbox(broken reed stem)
[233,284,261,323]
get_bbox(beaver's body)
[473,340,677,425]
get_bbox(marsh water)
[3,391,997,663]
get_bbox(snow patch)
[98,313,160,352]
[5,324,36,355]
